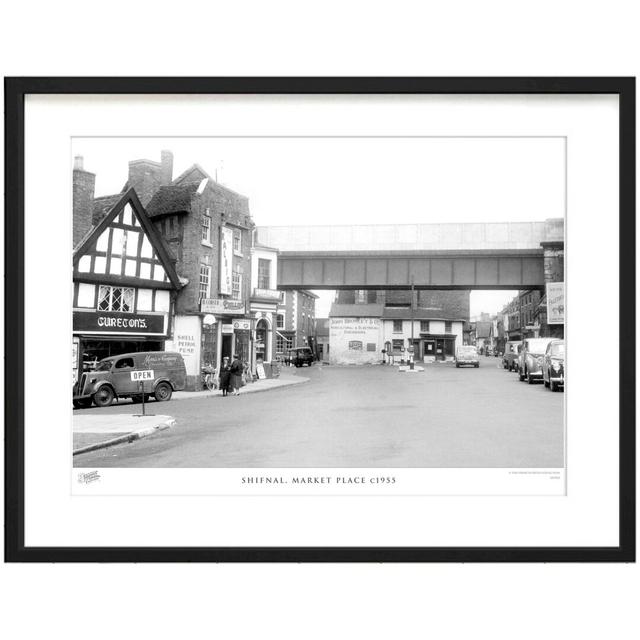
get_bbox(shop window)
[392,339,404,352]
[232,272,242,300]
[201,210,211,244]
[420,320,430,332]
[97,285,134,312]
[445,321,452,333]
[348,341,363,351]
[393,319,403,332]
[199,264,211,300]
[258,259,271,289]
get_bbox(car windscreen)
[95,360,113,371]
[549,343,565,356]
[458,347,477,354]
[527,339,553,354]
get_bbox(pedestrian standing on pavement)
[230,354,243,396]
[219,356,231,397]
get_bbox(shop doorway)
[255,319,269,362]
[221,334,233,362]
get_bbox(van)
[73,351,187,408]
[285,347,315,368]
[502,341,521,371]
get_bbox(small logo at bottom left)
[77,470,101,484]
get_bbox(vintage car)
[543,340,565,392]
[73,351,186,408]
[455,345,479,368]
[502,341,521,371]
[285,347,315,368]
[518,338,556,384]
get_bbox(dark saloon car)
[518,338,555,384]
[285,347,315,367]
[543,340,565,392]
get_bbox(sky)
[73,137,565,317]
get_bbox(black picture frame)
[4,77,635,563]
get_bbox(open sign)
[130,370,154,382]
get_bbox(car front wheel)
[154,382,173,402]
[93,386,115,407]
[519,369,526,382]
[550,380,558,392]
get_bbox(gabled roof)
[92,194,122,224]
[172,163,248,199]
[73,188,182,290]
[146,181,201,217]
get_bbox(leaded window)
[97,286,134,312]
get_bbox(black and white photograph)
[6,78,633,562]
[71,136,566,473]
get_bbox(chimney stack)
[161,150,174,184]
[73,158,96,247]
[127,150,174,206]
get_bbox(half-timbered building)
[72,189,183,381]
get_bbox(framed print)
[4,77,635,562]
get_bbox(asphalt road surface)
[74,360,564,468]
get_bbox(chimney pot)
[74,155,84,171]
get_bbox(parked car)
[455,345,479,368]
[73,351,187,408]
[543,340,565,392]
[285,347,315,368]
[502,341,521,371]
[518,338,556,384]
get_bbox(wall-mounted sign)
[221,324,234,334]
[220,226,233,295]
[253,288,282,301]
[200,298,245,315]
[130,370,154,382]
[73,311,165,335]
[546,282,565,324]
[233,320,251,331]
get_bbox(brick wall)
[155,181,254,317]
[73,166,96,247]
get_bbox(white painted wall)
[251,246,278,290]
[165,314,201,377]
[329,317,381,365]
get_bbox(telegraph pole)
[410,275,415,370]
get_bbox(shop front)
[73,308,171,381]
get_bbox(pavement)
[73,370,310,455]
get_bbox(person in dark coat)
[219,357,231,397]
[230,354,243,396]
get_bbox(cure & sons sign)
[73,311,165,335]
